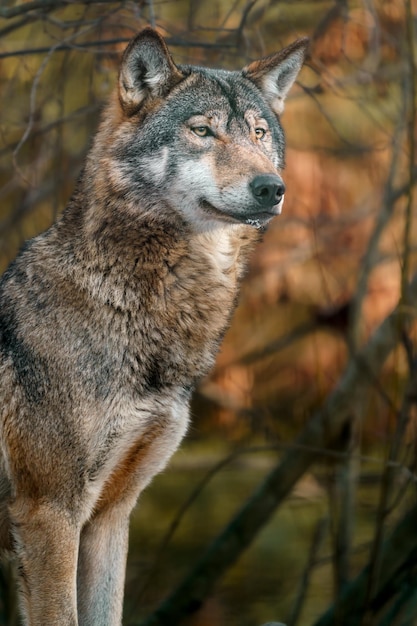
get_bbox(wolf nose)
[250,174,285,208]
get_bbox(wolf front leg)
[9,498,80,626]
[77,504,131,626]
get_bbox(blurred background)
[0,1,417,625]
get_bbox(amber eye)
[255,127,267,140]
[192,126,210,137]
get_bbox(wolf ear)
[242,38,309,116]
[119,28,183,115]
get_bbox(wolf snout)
[250,174,285,209]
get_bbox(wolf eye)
[192,126,211,137]
[255,127,267,140]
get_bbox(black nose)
[250,174,285,208]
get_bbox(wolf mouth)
[199,200,278,227]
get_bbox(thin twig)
[0,0,125,19]
[0,36,236,61]
[287,517,328,626]
[11,20,105,183]
[401,0,417,301]
[312,502,417,626]
[348,96,407,351]
[330,441,358,620]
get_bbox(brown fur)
[0,28,308,625]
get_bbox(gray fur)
[0,28,308,625]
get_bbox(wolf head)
[95,28,308,231]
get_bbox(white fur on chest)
[195,226,241,281]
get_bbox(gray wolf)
[0,28,308,625]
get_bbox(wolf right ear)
[243,38,309,116]
[119,28,184,115]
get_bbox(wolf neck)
[61,183,259,308]
[54,177,260,387]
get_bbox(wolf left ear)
[119,28,184,115]
[242,38,309,116]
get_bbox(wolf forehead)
[127,67,285,152]
[175,66,282,121]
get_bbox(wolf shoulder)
[0,214,255,403]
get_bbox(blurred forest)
[1,0,417,625]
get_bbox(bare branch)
[329,445,358,608]
[138,272,417,626]
[11,19,107,181]
[0,0,127,19]
[312,502,417,626]
[0,36,236,61]
[401,0,417,300]
[129,445,281,616]
[287,517,328,626]
[348,103,407,351]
